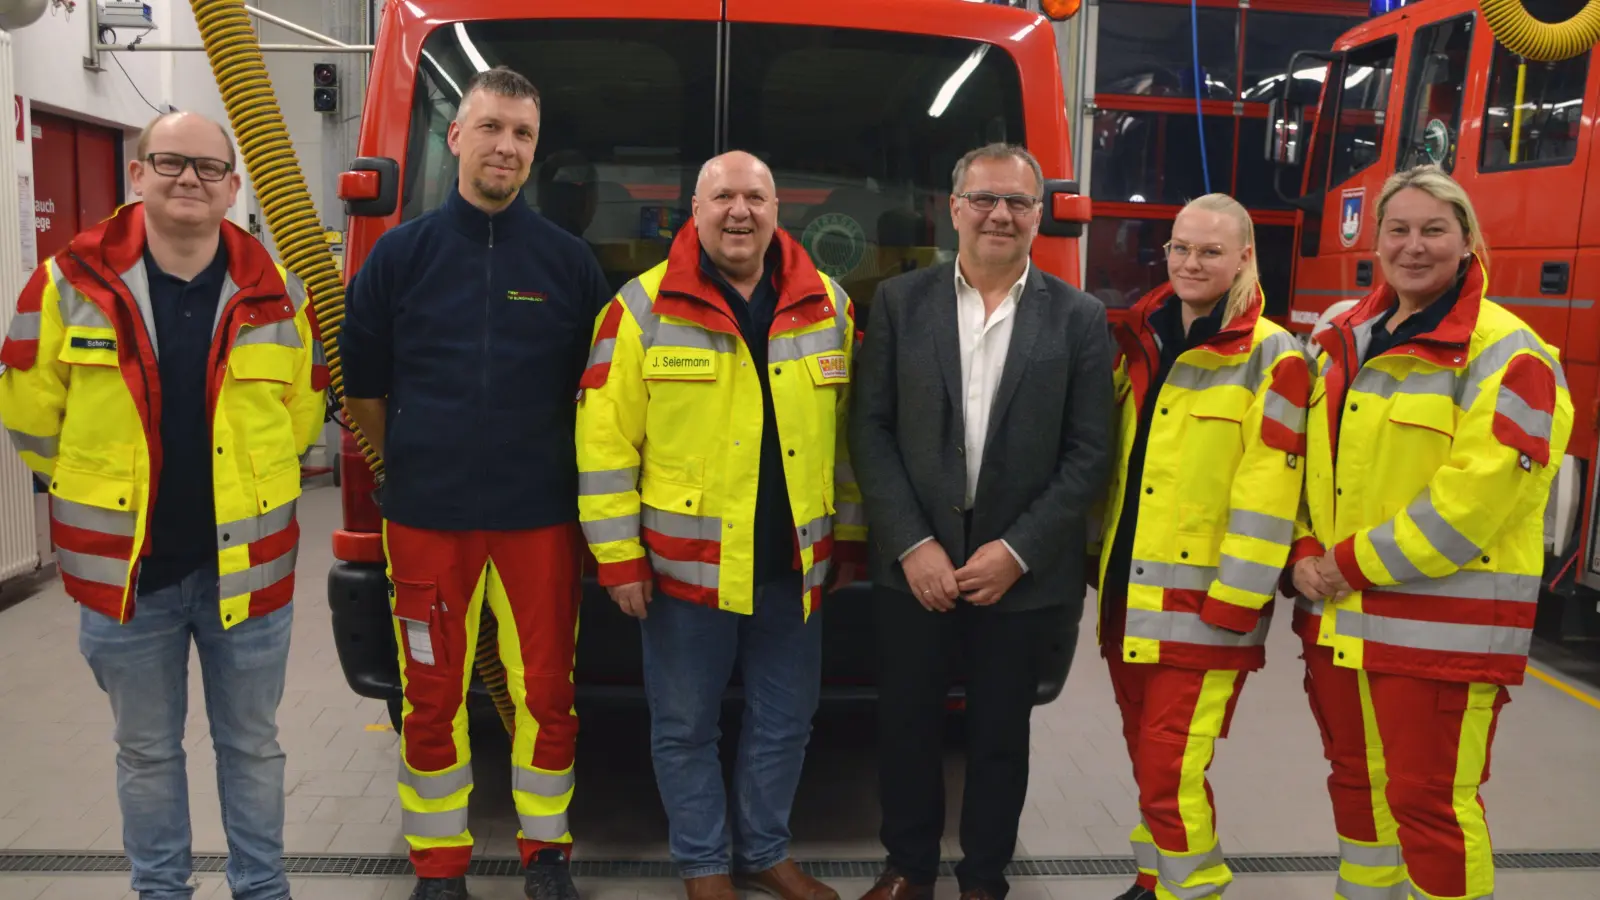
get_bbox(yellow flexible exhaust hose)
[1479,0,1600,62]
[189,0,518,736]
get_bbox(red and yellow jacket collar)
[64,201,286,302]
[1316,253,1487,369]
[655,219,832,338]
[1117,281,1264,360]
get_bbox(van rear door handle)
[1542,262,1570,295]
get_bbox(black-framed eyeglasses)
[958,191,1042,214]
[145,152,233,182]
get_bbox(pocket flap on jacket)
[1387,393,1458,437]
[228,344,297,383]
[1188,388,1251,423]
[58,327,121,367]
[641,478,706,517]
[50,464,137,513]
[391,578,437,623]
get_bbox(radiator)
[0,28,40,582]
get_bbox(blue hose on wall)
[1191,0,1212,194]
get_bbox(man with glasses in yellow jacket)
[575,150,864,900]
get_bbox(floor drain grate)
[2,851,1597,879]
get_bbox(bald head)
[136,111,236,168]
[692,150,778,285]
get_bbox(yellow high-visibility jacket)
[1289,257,1573,685]
[0,203,327,627]
[573,224,865,618]
[1096,284,1310,671]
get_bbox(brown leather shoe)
[684,874,737,900]
[740,859,840,900]
[856,868,933,900]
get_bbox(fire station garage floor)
[0,484,1597,900]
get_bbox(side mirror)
[1265,97,1305,166]
[1038,178,1091,239]
[339,156,400,217]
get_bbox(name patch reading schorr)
[70,336,116,351]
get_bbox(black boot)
[1112,886,1156,900]
[409,876,470,900]
[524,848,580,900]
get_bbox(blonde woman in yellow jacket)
[1095,194,1310,900]
[1288,165,1572,900]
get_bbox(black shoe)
[525,848,580,900]
[1112,887,1156,900]
[409,876,470,900]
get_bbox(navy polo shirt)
[699,244,795,585]
[138,241,229,595]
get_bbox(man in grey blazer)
[847,143,1114,900]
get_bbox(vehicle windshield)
[404,18,1027,307]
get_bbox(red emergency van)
[326,0,1094,726]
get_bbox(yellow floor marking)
[1526,663,1600,712]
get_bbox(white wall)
[7,0,358,249]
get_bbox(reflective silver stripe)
[1349,367,1457,403]
[582,513,640,545]
[769,327,843,363]
[797,514,832,553]
[519,812,570,841]
[6,310,39,341]
[311,337,327,368]
[804,559,831,592]
[52,496,137,536]
[585,337,616,369]
[1156,842,1225,888]
[1227,509,1293,546]
[1157,877,1225,900]
[1295,595,1324,617]
[399,762,473,800]
[1334,877,1412,900]
[1262,390,1307,434]
[59,282,114,329]
[835,500,866,529]
[217,500,296,549]
[1339,839,1403,869]
[648,551,719,589]
[1335,610,1532,656]
[617,280,661,349]
[218,545,297,596]
[640,505,723,541]
[403,806,470,839]
[1317,353,1332,377]
[1366,520,1427,583]
[1374,568,1538,603]
[119,257,159,360]
[512,767,575,797]
[655,322,736,354]
[6,428,57,458]
[1125,608,1270,647]
[1219,553,1282,596]
[1405,489,1481,567]
[57,547,129,586]
[213,275,239,340]
[405,620,434,665]
[235,319,303,349]
[1129,560,1216,591]
[579,467,638,496]
[1132,836,1159,872]
[835,455,857,487]
[1166,359,1252,393]
[1350,316,1382,366]
[1459,331,1565,410]
[285,274,310,313]
[1495,385,1552,440]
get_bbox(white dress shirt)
[900,261,1031,574]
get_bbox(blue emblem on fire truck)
[1340,187,1365,248]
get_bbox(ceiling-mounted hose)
[1479,0,1600,62]
[188,0,518,737]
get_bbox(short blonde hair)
[1376,164,1488,265]
[1179,193,1261,323]
[135,111,237,168]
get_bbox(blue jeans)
[640,575,822,879]
[79,565,293,900]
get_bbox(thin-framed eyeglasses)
[959,191,1042,214]
[144,152,233,183]
[1163,240,1232,264]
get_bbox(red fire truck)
[326,0,1094,726]
[1263,0,1600,639]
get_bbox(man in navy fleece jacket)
[339,65,610,900]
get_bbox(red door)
[31,109,121,261]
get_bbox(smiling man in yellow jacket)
[0,111,323,900]
[575,150,863,900]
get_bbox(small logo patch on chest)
[815,352,848,381]
[70,336,116,352]
[506,290,546,302]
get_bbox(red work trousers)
[1302,638,1509,900]
[385,519,583,878]
[1106,655,1248,900]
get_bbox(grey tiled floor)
[1,484,1598,898]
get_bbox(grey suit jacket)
[847,260,1114,613]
